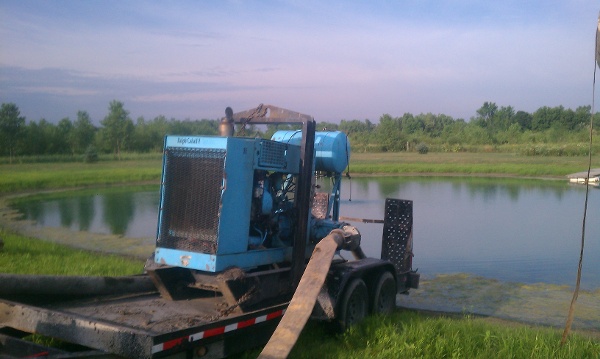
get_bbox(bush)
[84,145,99,163]
[518,143,594,156]
[417,142,429,154]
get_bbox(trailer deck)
[0,287,287,358]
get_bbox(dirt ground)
[397,273,600,338]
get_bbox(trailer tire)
[371,271,396,314]
[337,278,368,331]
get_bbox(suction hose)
[258,229,348,359]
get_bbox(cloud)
[0,0,597,124]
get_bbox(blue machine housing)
[272,130,350,222]
[155,135,300,272]
[271,130,350,173]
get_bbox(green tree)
[572,106,591,130]
[475,102,498,128]
[463,125,492,145]
[532,106,562,131]
[55,117,73,154]
[23,119,51,155]
[495,106,515,131]
[70,111,97,154]
[100,101,133,159]
[339,119,374,135]
[440,119,467,145]
[514,111,532,130]
[374,114,404,151]
[418,113,454,137]
[0,103,26,162]
[399,113,424,134]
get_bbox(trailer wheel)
[337,278,368,331]
[371,271,396,314]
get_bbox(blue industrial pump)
[154,128,353,273]
[152,104,418,310]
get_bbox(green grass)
[3,152,599,195]
[232,313,599,359]
[349,152,600,177]
[0,228,144,276]
[0,158,162,194]
[0,152,162,165]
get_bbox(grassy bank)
[350,152,600,177]
[3,152,599,194]
[0,229,144,275]
[0,158,162,194]
[281,313,599,359]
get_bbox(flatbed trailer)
[0,284,287,358]
[1,256,416,358]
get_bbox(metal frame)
[231,104,316,289]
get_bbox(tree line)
[0,101,218,162]
[1,100,598,162]
[338,102,598,153]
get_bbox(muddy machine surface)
[0,105,419,358]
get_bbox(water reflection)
[13,187,159,239]
[331,177,599,290]
[103,192,135,235]
[10,179,599,289]
[78,195,94,231]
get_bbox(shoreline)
[348,171,566,180]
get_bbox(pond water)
[332,177,600,291]
[11,177,599,291]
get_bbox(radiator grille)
[258,140,287,169]
[158,148,226,254]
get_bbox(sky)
[0,0,598,125]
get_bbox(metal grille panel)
[258,140,287,169]
[158,148,226,254]
[381,198,413,273]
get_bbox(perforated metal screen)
[158,148,226,254]
[381,198,413,273]
[258,140,288,169]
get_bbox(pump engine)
[154,128,355,273]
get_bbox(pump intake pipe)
[258,227,360,359]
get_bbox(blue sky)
[0,1,598,124]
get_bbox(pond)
[8,177,600,330]
[11,177,599,288]
[332,176,600,291]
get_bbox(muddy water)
[396,274,599,332]
[2,178,599,331]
